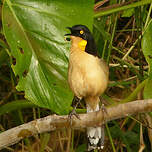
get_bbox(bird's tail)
[86,98,104,151]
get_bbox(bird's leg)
[68,96,81,120]
[101,103,108,117]
[99,96,108,120]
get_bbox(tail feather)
[87,103,104,151]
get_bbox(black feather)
[66,24,99,57]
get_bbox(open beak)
[64,27,72,36]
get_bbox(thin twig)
[94,0,109,11]
[94,1,136,13]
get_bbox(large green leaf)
[0,100,37,116]
[2,0,94,114]
[142,20,152,99]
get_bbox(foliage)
[0,100,37,116]
[2,0,94,114]
[1,0,152,152]
[142,21,152,99]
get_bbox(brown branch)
[1,99,152,150]
[94,0,109,11]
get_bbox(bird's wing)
[99,58,109,78]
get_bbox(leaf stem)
[94,0,152,18]
[106,123,116,152]
[120,79,147,103]
[107,15,117,63]
[144,3,152,28]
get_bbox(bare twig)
[94,0,109,11]
[94,0,137,13]
[139,124,145,152]
[1,99,152,150]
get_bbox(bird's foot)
[68,108,80,120]
[68,96,81,125]
[101,103,108,115]
[68,108,80,126]
[101,103,108,124]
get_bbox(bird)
[65,24,109,151]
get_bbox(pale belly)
[68,54,108,98]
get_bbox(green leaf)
[142,20,152,99]
[0,49,9,67]
[94,0,152,18]
[40,133,50,152]
[0,39,9,49]
[110,122,139,152]
[76,144,87,152]
[93,17,110,57]
[121,8,134,17]
[124,131,139,145]
[2,0,94,114]
[94,17,110,41]
[0,100,37,116]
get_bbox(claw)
[101,103,108,124]
[68,108,80,119]
[68,108,80,126]
[101,104,108,115]
[69,109,80,120]
[68,96,81,125]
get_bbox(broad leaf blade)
[142,20,152,99]
[3,0,94,114]
[0,100,37,116]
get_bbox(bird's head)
[65,25,98,56]
[65,24,91,40]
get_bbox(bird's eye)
[80,30,84,34]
